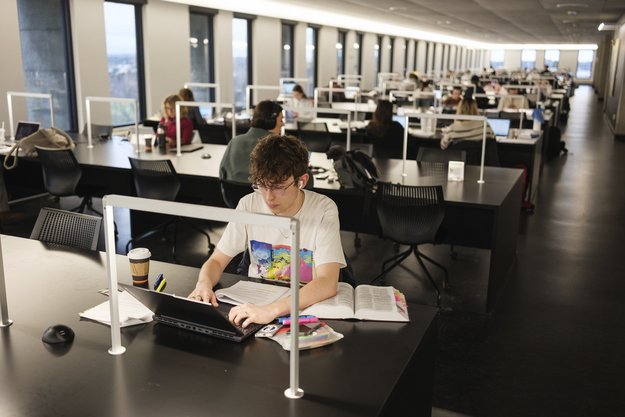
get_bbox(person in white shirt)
[189,134,346,328]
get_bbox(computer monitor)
[487,118,511,138]
[392,114,407,129]
[281,82,296,94]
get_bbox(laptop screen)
[281,82,296,94]
[15,121,40,140]
[392,114,407,129]
[487,118,511,137]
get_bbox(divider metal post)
[0,236,13,327]
[103,195,304,398]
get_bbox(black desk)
[0,235,437,417]
[5,140,522,312]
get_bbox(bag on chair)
[327,145,378,190]
[3,127,75,170]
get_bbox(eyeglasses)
[251,180,297,196]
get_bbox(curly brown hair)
[250,134,308,186]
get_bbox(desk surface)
[0,235,437,417]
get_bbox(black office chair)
[447,139,500,166]
[30,207,101,251]
[220,179,253,209]
[36,147,104,215]
[371,182,448,308]
[297,121,332,153]
[416,147,467,164]
[126,157,214,261]
[198,124,228,145]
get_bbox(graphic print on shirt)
[250,240,313,282]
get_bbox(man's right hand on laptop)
[189,281,218,306]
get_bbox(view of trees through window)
[104,1,142,125]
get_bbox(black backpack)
[327,145,378,189]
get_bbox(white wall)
[213,10,233,104]
[416,40,426,74]
[0,0,26,127]
[317,26,338,86]
[503,50,522,70]
[143,0,191,117]
[293,22,307,81]
[361,33,377,90]
[251,15,281,103]
[393,37,405,74]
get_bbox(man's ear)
[299,173,310,189]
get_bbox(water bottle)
[157,123,166,154]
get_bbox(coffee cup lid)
[128,247,151,260]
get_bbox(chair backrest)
[82,123,113,139]
[128,158,180,201]
[198,124,228,145]
[35,147,82,197]
[30,207,101,251]
[417,147,467,163]
[447,139,500,166]
[220,179,253,209]
[375,182,445,246]
[297,122,332,153]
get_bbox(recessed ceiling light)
[556,3,588,8]
[598,22,619,31]
[389,6,405,11]
[567,10,577,16]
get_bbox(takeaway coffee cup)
[128,248,151,288]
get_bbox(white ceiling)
[286,0,625,44]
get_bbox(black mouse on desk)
[201,153,211,159]
[42,324,75,344]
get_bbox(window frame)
[281,22,295,78]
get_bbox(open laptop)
[119,283,263,342]
[15,121,40,140]
[487,118,511,140]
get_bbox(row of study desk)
[4,138,523,313]
[0,235,437,417]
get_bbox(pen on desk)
[154,273,167,292]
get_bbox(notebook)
[487,118,511,140]
[15,121,40,140]
[119,283,263,342]
[168,144,203,153]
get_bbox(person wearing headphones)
[191,134,346,328]
[219,100,284,183]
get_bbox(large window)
[281,23,294,78]
[305,26,318,97]
[104,1,145,125]
[336,30,346,76]
[490,49,505,69]
[353,33,363,76]
[388,37,395,72]
[544,50,560,71]
[232,16,252,111]
[189,10,214,102]
[521,49,536,71]
[17,0,77,131]
[576,50,594,79]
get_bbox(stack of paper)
[79,290,154,327]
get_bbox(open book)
[301,282,409,322]
[215,280,290,306]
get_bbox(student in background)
[178,88,207,130]
[160,94,194,146]
[190,134,346,328]
[442,86,463,109]
[440,91,494,150]
[498,87,529,110]
[288,84,314,121]
[365,99,407,159]
[219,100,284,183]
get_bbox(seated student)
[178,88,207,130]
[498,87,529,110]
[160,94,193,146]
[287,84,314,121]
[219,100,284,183]
[440,91,494,150]
[441,86,463,109]
[484,80,508,96]
[189,134,346,327]
[365,99,407,159]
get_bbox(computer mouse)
[201,153,211,159]
[42,324,75,344]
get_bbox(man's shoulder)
[303,190,338,212]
